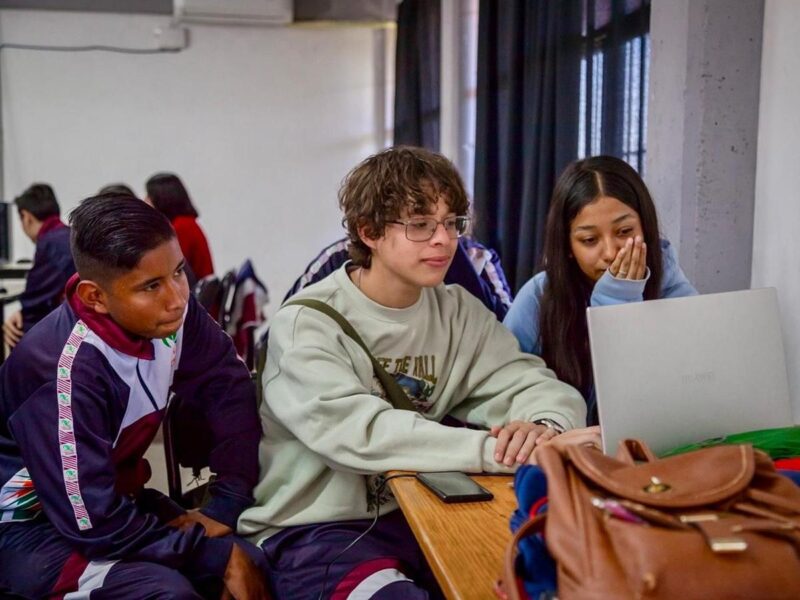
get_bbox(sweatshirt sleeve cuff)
[591,268,650,305]
[201,493,251,530]
[480,437,516,474]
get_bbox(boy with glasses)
[239,146,585,598]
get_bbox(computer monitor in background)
[0,202,11,264]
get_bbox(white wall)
[0,9,394,313]
[753,0,800,417]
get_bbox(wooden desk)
[389,473,516,600]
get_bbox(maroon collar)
[38,215,66,238]
[65,274,155,360]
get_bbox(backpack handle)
[616,438,658,465]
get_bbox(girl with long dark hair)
[504,156,697,425]
[145,173,214,279]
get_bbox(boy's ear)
[75,280,111,315]
[357,223,379,251]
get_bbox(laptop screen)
[587,288,793,455]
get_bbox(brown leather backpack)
[503,440,800,599]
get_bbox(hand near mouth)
[609,236,646,280]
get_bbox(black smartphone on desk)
[416,471,494,503]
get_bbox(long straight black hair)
[145,173,199,221]
[538,156,663,397]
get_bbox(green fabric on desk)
[660,426,800,459]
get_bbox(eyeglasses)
[388,216,471,242]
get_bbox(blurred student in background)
[3,183,76,349]
[146,173,214,279]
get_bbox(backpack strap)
[284,298,417,412]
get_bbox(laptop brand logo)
[681,371,716,385]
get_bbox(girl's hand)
[527,426,602,465]
[609,236,647,280]
[490,421,554,466]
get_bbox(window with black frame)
[577,0,651,174]
[473,0,654,291]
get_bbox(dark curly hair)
[338,146,469,266]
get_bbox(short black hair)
[15,183,60,221]
[98,183,136,197]
[70,194,176,284]
[145,173,199,221]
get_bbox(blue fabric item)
[510,466,556,598]
[19,222,76,332]
[283,237,513,320]
[778,470,800,487]
[504,239,696,424]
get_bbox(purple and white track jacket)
[0,274,261,577]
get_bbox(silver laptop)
[587,288,793,455]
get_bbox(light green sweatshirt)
[238,266,585,543]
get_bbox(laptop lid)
[587,288,792,455]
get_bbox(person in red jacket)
[146,173,215,279]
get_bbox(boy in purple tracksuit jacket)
[0,195,269,599]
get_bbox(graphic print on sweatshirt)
[372,354,437,412]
